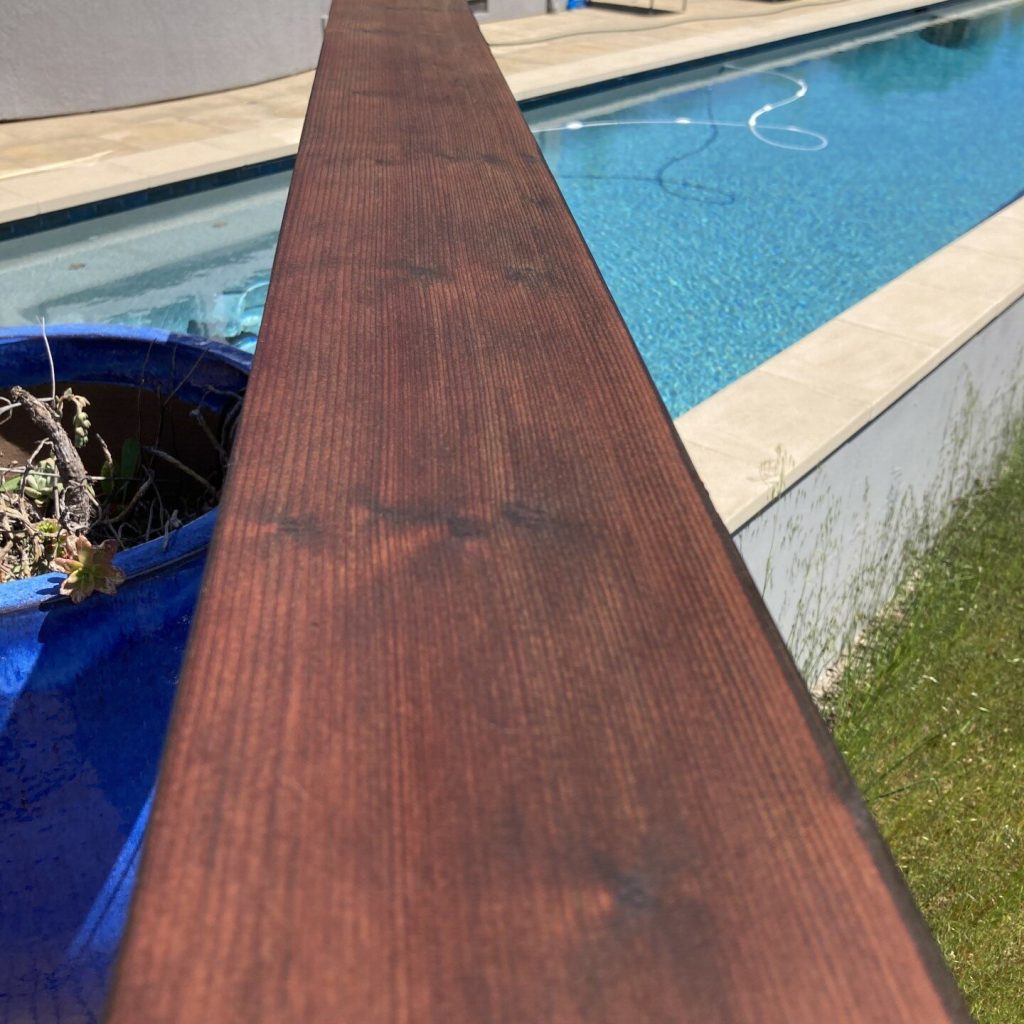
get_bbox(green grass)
[824,432,1024,1024]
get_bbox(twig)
[26,439,51,466]
[162,350,207,409]
[221,400,243,453]
[162,509,182,551]
[189,406,228,462]
[95,431,114,472]
[105,476,153,526]
[142,446,218,498]
[143,466,161,544]
[10,387,95,533]
[2,499,34,528]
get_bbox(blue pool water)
[2,1,1022,419]
[524,0,1024,413]
[0,173,290,353]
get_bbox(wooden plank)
[105,1,970,1020]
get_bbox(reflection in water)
[921,17,977,48]
[829,7,1022,94]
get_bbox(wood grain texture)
[105,2,971,1021]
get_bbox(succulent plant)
[55,534,126,604]
[23,458,59,506]
[62,389,92,449]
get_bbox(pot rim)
[0,324,249,615]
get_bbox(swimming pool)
[2,0,1021,418]
[0,172,290,353]
[524,0,1024,414]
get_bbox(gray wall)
[474,0,552,22]
[733,299,1024,685]
[0,0,331,120]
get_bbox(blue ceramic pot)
[0,325,251,1022]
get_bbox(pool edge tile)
[679,440,769,531]
[954,213,1024,262]
[839,278,1015,350]
[676,218,1024,532]
[676,368,876,525]
[0,186,41,223]
[757,320,940,416]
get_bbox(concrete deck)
[0,0,931,224]
[1,0,1020,536]
[0,73,312,223]
[482,0,935,97]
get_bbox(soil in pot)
[1,377,239,594]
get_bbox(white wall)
[0,0,331,120]
[734,299,1024,685]
[474,0,550,21]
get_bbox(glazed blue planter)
[0,325,250,1022]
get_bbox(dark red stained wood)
[106,2,970,1021]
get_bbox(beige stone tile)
[277,71,315,91]
[677,367,868,475]
[0,115,107,145]
[678,439,768,530]
[264,99,312,120]
[0,150,118,185]
[998,197,1024,223]
[0,135,115,175]
[519,37,640,60]
[494,56,558,77]
[226,77,308,105]
[685,20,793,48]
[674,364,892,527]
[201,119,298,144]
[242,75,309,98]
[200,124,300,161]
[170,92,238,113]
[0,164,142,212]
[103,142,245,190]
[839,278,1009,349]
[97,117,217,148]
[181,105,268,131]
[956,214,1024,262]
[0,185,40,222]
[908,244,1024,305]
[761,319,938,413]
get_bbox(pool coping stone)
[676,199,1024,531]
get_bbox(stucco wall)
[0,0,331,120]
[474,0,550,21]
[733,299,1024,685]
